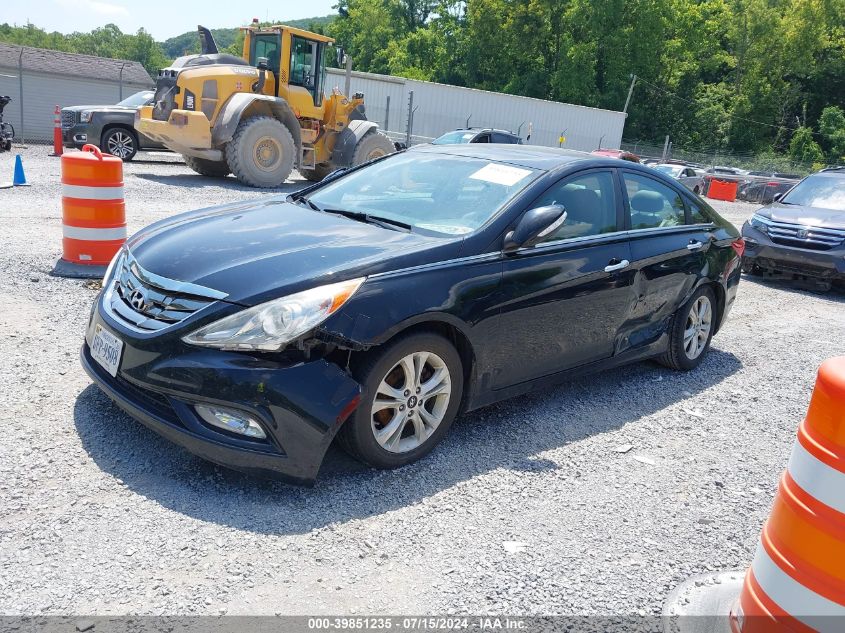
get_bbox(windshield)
[781,173,845,211]
[117,91,154,107]
[655,165,683,177]
[306,152,540,235]
[432,131,477,145]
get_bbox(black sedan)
[82,145,743,484]
[742,167,845,289]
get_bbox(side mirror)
[503,205,567,253]
[773,192,784,202]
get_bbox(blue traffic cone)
[13,154,29,186]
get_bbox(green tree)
[818,106,845,162]
[789,126,825,165]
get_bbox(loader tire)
[183,155,231,178]
[299,163,334,182]
[225,115,296,188]
[351,131,395,166]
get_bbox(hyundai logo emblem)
[129,288,148,312]
[796,229,808,239]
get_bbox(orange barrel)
[60,144,126,267]
[731,357,845,633]
[707,178,738,202]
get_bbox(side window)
[533,171,618,243]
[473,133,490,143]
[252,36,280,74]
[623,172,686,230]
[290,36,318,90]
[688,199,711,224]
[491,132,513,143]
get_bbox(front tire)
[351,130,395,166]
[338,332,464,469]
[183,155,231,178]
[658,286,716,371]
[225,115,296,188]
[102,127,137,161]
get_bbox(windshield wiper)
[288,193,322,212]
[322,208,412,232]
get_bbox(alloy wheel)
[107,131,134,159]
[683,295,712,359]
[370,351,452,453]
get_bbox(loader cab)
[244,25,332,112]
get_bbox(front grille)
[61,111,76,129]
[104,251,227,332]
[767,219,845,251]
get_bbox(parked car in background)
[742,167,845,290]
[62,90,163,161]
[82,144,742,483]
[737,172,801,204]
[705,166,745,178]
[653,163,705,195]
[432,128,523,145]
[591,148,640,162]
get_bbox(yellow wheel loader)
[136,23,395,187]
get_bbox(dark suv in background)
[62,90,163,161]
[742,167,845,289]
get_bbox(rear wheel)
[183,155,231,178]
[102,127,137,161]
[299,163,334,182]
[351,131,395,166]
[658,286,716,371]
[225,115,296,188]
[338,332,463,469]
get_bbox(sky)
[5,0,339,40]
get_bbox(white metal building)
[0,43,152,142]
[327,68,627,151]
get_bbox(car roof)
[410,143,596,170]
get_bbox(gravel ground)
[1,146,844,617]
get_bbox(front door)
[492,168,637,388]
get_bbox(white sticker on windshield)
[469,163,532,187]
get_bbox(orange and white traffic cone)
[50,105,63,157]
[663,357,845,633]
[51,144,126,278]
[730,356,845,632]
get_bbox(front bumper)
[741,223,845,280]
[81,307,361,485]
[62,124,97,149]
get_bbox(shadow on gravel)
[74,347,742,534]
[740,273,845,303]
[133,173,306,194]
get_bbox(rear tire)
[225,115,296,188]
[338,332,463,469]
[657,286,716,371]
[299,163,334,182]
[183,155,231,178]
[351,130,395,166]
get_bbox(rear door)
[492,168,636,388]
[619,170,716,353]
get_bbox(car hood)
[757,202,845,229]
[127,197,459,305]
[63,105,138,113]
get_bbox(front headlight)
[749,214,771,233]
[79,111,94,123]
[103,248,126,284]
[183,277,365,351]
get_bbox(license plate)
[91,324,123,377]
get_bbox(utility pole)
[344,54,352,98]
[661,135,670,162]
[623,74,637,115]
[405,90,414,147]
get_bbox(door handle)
[687,240,704,250]
[604,259,630,273]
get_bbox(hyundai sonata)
[82,145,743,484]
